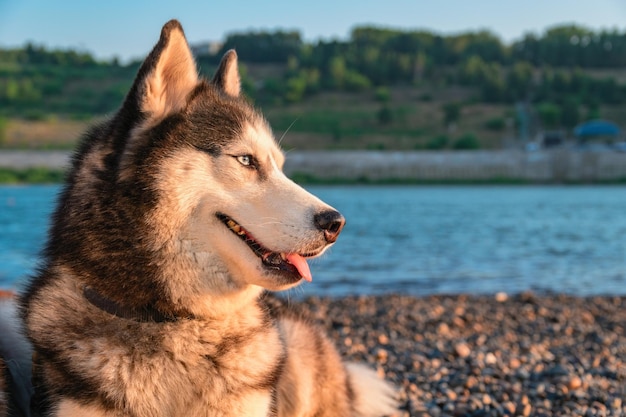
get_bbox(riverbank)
[1,150,626,184]
[293,293,626,417]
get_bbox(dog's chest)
[108,320,284,417]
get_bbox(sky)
[1,0,626,63]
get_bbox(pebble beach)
[296,293,626,417]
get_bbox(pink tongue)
[285,253,312,282]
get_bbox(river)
[1,185,625,297]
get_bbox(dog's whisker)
[278,117,300,146]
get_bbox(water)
[0,185,58,289]
[1,185,625,297]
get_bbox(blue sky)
[1,0,625,62]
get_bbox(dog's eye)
[236,155,254,167]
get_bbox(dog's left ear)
[212,50,241,97]
[130,19,198,119]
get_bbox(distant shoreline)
[1,149,626,184]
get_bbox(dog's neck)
[83,283,265,327]
[83,286,186,323]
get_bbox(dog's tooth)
[266,253,283,265]
[232,224,241,233]
[227,219,237,228]
[280,253,287,261]
[237,229,246,236]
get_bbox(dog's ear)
[212,50,241,97]
[129,19,198,119]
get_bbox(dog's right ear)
[212,50,241,97]
[126,19,198,120]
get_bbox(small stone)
[502,401,516,415]
[465,375,478,389]
[517,403,532,417]
[495,292,508,302]
[437,323,450,336]
[452,316,465,328]
[454,342,471,358]
[445,389,457,401]
[378,334,389,345]
[442,402,455,413]
[568,375,582,390]
[428,406,442,417]
[581,311,595,324]
[610,397,622,409]
[485,352,497,365]
[375,348,388,363]
[591,401,607,412]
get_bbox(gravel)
[290,292,626,417]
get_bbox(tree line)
[204,24,626,130]
[1,23,626,131]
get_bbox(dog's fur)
[0,20,397,417]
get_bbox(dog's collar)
[83,286,179,323]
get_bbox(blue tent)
[573,120,621,138]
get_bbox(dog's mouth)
[216,213,316,282]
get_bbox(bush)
[426,134,449,149]
[344,71,371,92]
[484,117,505,131]
[453,133,480,150]
[536,102,561,128]
[374,87,391,103]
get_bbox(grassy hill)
[0,83,514,151]
[2,24,626,151]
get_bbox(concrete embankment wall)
[1,150,625,182]
[0,151,71,170]
[283,150,626,182]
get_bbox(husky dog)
[0,20,397,417]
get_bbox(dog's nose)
[314,210,345,243]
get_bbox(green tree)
[344,70,371,92]
[507,61,534,100]
[536,102,561,128]
[219,30,303,63]
[328,56,347,89]
[284,74,307,103]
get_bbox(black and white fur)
[1,20,397,417]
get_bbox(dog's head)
[76,20,344,300]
